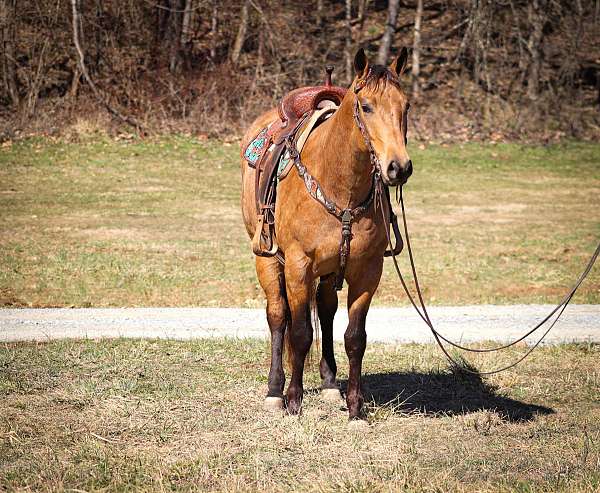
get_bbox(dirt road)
[1,305,598,344]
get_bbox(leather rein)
[288,82,600,374]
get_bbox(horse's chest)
[309,213,385,272]
[348,216,385,256]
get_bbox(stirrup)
[252,215,279,257]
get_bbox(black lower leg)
[317,279,338,389]
[345,320,367,419]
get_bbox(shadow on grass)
[340,365,554,422]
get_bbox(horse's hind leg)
[284,250,314,415]
[256,256,288,410]
[317,276,342,401]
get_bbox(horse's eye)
[361,104,372,114]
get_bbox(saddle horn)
[324,66,334,87]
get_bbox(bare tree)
[180,0,193,45]
[412,0,423,98]
[70,0,142,132]
[0,0,19,107]
[377,0,400,65]
[526,0,547,100]
[356,0,370,45]
[316,0,324,28]
[167,0,185,73]
[457,0,493,93]
[210,0,218,61]
[345,0,353,83]
[231,0,250,66]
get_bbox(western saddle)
[246,66,347,258]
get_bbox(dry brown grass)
[1,339,599,491]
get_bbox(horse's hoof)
[347,418,369,430]
[264,396,284,411]
[321,388,343,403]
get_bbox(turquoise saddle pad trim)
[244,124,291,186]
[277,151,290,182]
[244,127,269,165]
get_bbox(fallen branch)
[70,0,144,134]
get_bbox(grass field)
[1,338,599,491]
[0,137,599,307]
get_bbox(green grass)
[0,136,598,307]
[1,338,599,491]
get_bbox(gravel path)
[1,305,598,344]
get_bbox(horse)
[240,48,412,420]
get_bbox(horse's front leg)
[284,249,314,415]
[345,257,383,420]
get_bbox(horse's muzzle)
[386,159,413,185]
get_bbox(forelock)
[362,65,401,92]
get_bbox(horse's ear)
[390,47,409,77]
[354,48,369,78]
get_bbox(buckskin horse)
[240,48,412,420]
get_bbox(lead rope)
[350,77,599,374]
[380,186,600,375]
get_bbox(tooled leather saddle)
[244,67,347,258]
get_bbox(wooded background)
[1,0,599,141]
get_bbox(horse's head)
[352,48,412,187]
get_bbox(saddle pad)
[244,125,272,168]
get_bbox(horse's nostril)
[387,160,401,180]
[405,160,413,176]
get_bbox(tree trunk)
[210,0,218,61]
[180,0,193,45]
[230,0,249,66]
[526,0,546,100]
[70,0,143,132]
[0,0,19,107]
[167,0,184,73]
[316,0,324,27]
[411,0,423,98]
[345,0,353,83]
[377,0,400,65]
[356,0,369,45]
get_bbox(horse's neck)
[303,98,373,209]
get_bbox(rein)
[382,187,600,375]
[352,79,599,374]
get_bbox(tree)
[210,0,218,61]
[70,0,142,132]
[525,0,547,100]
[230,0,250,66]
[377,0,400,65]
[0,0,19,107]
[345,0,353,83]
[412,0,423,98]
